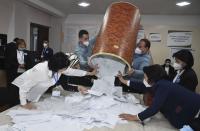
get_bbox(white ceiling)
[38,0,200,15]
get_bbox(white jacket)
[12,61,87,105]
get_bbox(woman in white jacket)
[12,52,97,110]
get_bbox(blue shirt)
[75,38,96,69]
[130,53,151,80]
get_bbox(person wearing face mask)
[10,52,98,109]
[124,39,151,84]
[75,30,96,70]
[172,49,198,92]
[115,64,200,131]
[60,53,98,92]
[41,40,53,61]
[4,39,32,85]
[162,59,175,80]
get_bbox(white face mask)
[165,63,170,67]
[173,62,182,70]
[135,47,142,54]
[143,79,151,87]
[83,41,89,46]
[43,43,48,47]
[18,48,25,51]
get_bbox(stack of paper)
[6,92,145,131]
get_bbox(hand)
[119,113,139,121]
[21,103,37,110]
[127,68,134,76]
[117,71,128,85]
[78,86,88,95]
[88,64,99,76]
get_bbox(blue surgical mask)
[18,48,25,51]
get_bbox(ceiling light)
[78,2,90,7]
[176,1,191,7]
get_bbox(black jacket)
[129,79,200,129]
[41,47,53,61]
[176,68,198,92]
[162,64,176,80]
[5,48,35,83]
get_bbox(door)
[30,23,49,54]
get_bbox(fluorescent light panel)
[78,2,90,7]
[176,1,191,7]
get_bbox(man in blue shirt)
[75,30,96,70]
[126,39,151,81]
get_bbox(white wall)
[63,14,200,93]
[0,0,56,49]
[62,14,200,53]
[0,0,15,42]
[49,17,64,53]
[14,0,51,49]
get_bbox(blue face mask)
[18,48,26,51]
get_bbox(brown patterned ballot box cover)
[89,2,140,75]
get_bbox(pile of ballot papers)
[5,61,145,131]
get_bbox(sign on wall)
[148,33,161,42]
[167,31,192,47]
[136,29,145,43]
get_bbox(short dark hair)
[140,39,151,49]
[165,59,171,63]
[79,30,89,38]
[143,64,167,84]
[43,40,49,43]
[48,52,70,72]
[13,38,20,42]
[172,49,194,69]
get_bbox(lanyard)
[173,70,185,83]
[42,48,47,55]
[53,72,59,84]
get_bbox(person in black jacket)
[172,49,198,92]
[5,39,33,85]
[161,59,175,80]
[41,40,53,61]
[116,64,200,130]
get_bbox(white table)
[0,93,177,131]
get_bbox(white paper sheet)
[6,93,145,131]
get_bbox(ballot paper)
[52,90,61,97]
[87,90,104,96]
[0,125,14,131]
[6,92,145,131]
[90,57,125,77]
[90,76,122,97]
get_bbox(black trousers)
[57,74,95,91]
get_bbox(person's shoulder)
[35,61,48,68]
[184,68,197,76]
